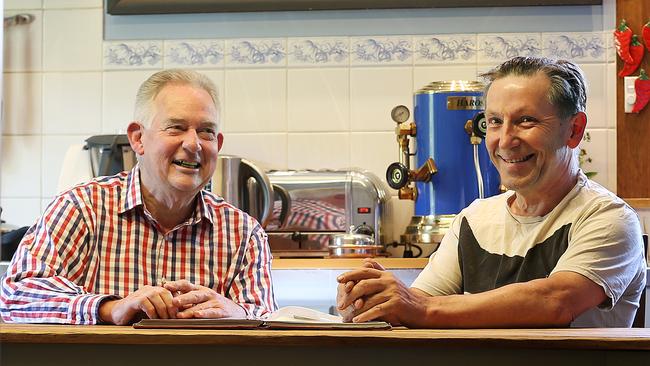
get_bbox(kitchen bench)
[1,324,649,366]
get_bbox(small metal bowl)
[328,231,382,258]
[327,243,384,258]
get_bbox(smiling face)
[128,83,223,203]
[484,72,584,195]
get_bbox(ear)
[566,112,586,149]
[126,121,145,155]
[216,132,224,152]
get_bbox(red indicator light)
[357,207,371,214]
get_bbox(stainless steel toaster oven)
[258,169,389,257]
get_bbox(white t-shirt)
[412,172,646,327]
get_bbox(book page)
[265,306,343,323]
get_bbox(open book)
[133,306,391,330]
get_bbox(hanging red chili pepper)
[643,19,650,52]
[614,19,634,63]
[619,35,644,77]
[632,69,650,113]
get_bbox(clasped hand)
[336,258,428,327]
[100,279,245,325]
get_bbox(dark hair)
[480,56,587,119]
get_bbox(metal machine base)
[400,215,454,257]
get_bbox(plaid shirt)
[0,166,277,324]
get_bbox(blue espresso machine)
[386,80,500,255]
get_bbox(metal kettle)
[211,155,274,228]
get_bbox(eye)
[486,117,502,127]
[198,128,217,140]
[164,124,185,133]
[519,116,538,126]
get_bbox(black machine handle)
[272,184,292,229]
[241,159,274,228]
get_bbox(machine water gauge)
[391,105,410,123]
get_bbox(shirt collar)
[121,165,144,214]
[120,165,214,226]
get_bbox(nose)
[182,129,202,153]
[497,121,520,149]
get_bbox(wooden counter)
[1,324,649,366]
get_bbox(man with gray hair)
[1,69,277,325]
[337,56,646,328]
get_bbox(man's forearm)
[416,272,605,328]
[419,282,571,328]
[1,263,114,325]
[1,281,112,325]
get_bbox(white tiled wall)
[0,1,626,240]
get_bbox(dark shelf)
[106,0,603,15]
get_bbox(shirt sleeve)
[0,195,113,324]
[552,199,645,310]
[411,214,464,296]
[227,219,278,318]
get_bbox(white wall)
[2,0,647,238]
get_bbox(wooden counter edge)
[272,258,428,269]
[2,325,650,350]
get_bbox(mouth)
[172,159,201,169]
[498,153,534,164]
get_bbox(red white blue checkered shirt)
[0,166,277,324]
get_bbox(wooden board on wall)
[617,0,650,207]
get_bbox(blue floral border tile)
[542,32,606,62]
[164,39,225,68]
[350,36,413,66]
[477,34,542,63]
[288,37,349,66]
[413,34,477,65]
[225,38,286,67]
[104,41,163,69]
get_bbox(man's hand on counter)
[98,285,178,325]
[336,258,430,327]
[163,279,246,319]
[98,279,246,325]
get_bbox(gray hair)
[480,56,587,120]
[133,69,220,129]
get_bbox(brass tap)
[464,119,482,145]
[411,158,437,183]
[464,120,473,136]
[398,186,417,201]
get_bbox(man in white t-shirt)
[336,56,646,328]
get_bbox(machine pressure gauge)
[390,105,410,123]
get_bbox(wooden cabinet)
[617,0,650,208]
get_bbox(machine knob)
[386,162,410,190]
[472,112,487,139]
